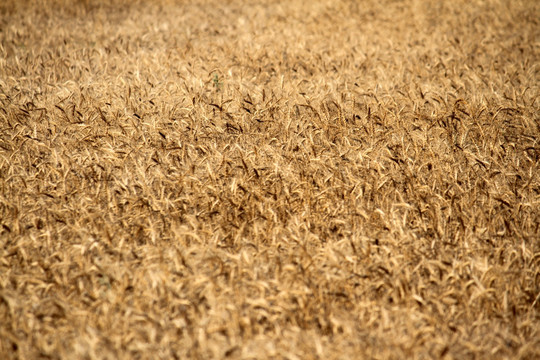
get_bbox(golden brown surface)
[1,0,539,358]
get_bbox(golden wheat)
[0,0,539,359]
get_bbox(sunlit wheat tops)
[0,0,539,359]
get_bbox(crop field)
[1,0,539,358]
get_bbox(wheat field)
[0,0,539,359]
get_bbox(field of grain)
[1,0,539,358]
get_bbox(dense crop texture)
[0,0,539,359]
